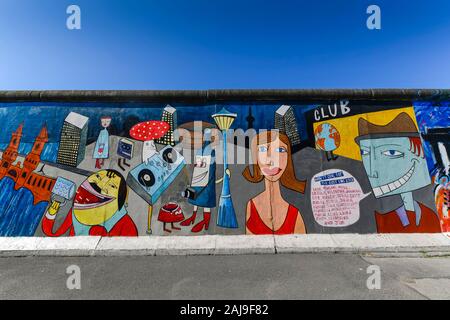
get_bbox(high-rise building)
[56,112,89,167]
[274,105,301,147]
[156,105,177,146]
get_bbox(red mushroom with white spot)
[129,120,170,165]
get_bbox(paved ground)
[0,253,449,299]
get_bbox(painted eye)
[360,149,370,156]
[276,147,287,153]
[258,146,268,152]
[382,150,404,157]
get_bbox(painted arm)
[42,204,74,237]
[294,210,307,234]
[215,168,231,184]
[245,201,254,235]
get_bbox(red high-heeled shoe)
[181,211,197,226]
[191,212,211,233]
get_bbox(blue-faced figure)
[355,112,440,233]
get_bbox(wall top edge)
[0,89,448,103]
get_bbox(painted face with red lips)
[257,137,289,182]
[73,170,125,226]
[74,179,115,210]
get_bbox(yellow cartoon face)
[73,170,126,226]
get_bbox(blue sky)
[0,0,449,89]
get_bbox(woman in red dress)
[242,132,307,234]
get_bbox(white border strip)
[0,234,450,257]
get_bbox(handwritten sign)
[311,169,370,227]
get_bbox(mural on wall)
[93,116,111,169]
[415,103,450,232]
[314,123,340,161]
[180,127,218,233]
[310,169,368,228]
[42,169,138,237]
[242,132,307,234]
[117,138,134,171]
[355,112,439,233]
[0,124,54,236]
[0,100,448,237]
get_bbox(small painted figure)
[93,116,112,169]
[117,138,134,171]
[314,122,340,161]
[181,128,227,233]
[158,202,185,233]
[433,170,450,232]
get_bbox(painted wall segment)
[0,100,448,236]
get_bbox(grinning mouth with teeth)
[73,180,115,210]
[372,162,416,198]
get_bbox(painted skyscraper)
[275,105,301,147]
[156,105,177,146]
[56,112,89,167]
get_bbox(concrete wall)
[0,90,449,236]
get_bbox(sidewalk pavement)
[1,234,450,257]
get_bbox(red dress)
[375,202,441,233]
[247,199,300,235]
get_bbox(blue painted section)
[414,102,450,173]
[0,103,317,151]
[0,142,59,163]
[0,177,48,236]
[93,129,110,159]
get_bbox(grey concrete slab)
[406,279,450,300]
[0,254,427,300]
[214,235,275,255]
[0,237,43,256]
[274,234,336,253]
[363,255,450,299]
[383,234,450,252]
[156,235,217,255]
[363,256,450,279]
[96,236,159,256]
[330,233,395,252]
[2,234,450,257]
[34,236,101,256]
